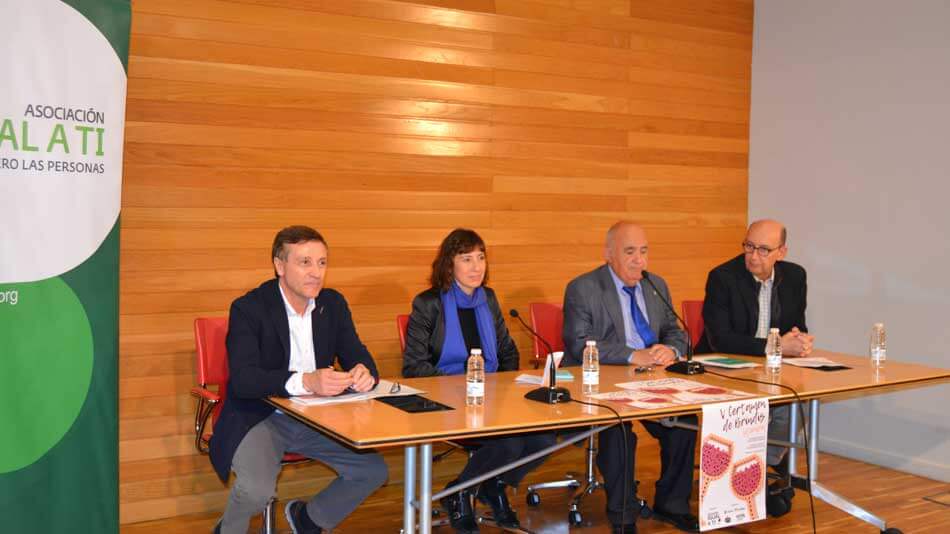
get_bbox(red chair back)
[396,314,410,353]
[681,300,704,351]
[194,317,229,423]
[528,303,564,366]
[195,317,229,386]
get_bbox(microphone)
[509,309,572,404]
[640,271,705,375]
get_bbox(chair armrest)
[191,386,220,454]
[191,386,220,403]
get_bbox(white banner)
[0,0,126,283]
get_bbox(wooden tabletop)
[268,349,949,449]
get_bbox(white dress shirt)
[278,283,317,396]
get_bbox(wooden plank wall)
[120,0,752,524]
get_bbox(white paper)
[699,398,769,531]
[540,351,564,387]
[288,379,424,407]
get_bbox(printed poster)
[699,398,769,531]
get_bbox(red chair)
[191,317,229,455]
[528,302,564,369]
[191,317,308,534]
[681,300,705,352]
[396,314,410,352]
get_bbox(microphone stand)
[640,272,705,375]
[509,309,572,404]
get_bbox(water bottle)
[765,328,782,372]
[466,348,485,406]
[465,404,484,428]
[869,323,886,367]
[582,340,600,395]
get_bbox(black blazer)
[696,254,808,356]
[402,286,519,378]
[209,279,378,482]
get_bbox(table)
[269,350,949,533]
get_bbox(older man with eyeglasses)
[695,219,814,517]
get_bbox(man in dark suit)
[563,221,698,534]
[696,219,814,515]
[696,219,812,358]
[209,226,387,534]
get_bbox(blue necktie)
[623,286,657,348]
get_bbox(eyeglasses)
[742,241,780,257]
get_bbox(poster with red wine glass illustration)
[699,398,769,531]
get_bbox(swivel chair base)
[566,481,651,527]
[525,434,651,527]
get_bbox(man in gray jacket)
[563,221,697,534]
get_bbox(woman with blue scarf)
[403,229,556,534]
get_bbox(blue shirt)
[607,265,651,350]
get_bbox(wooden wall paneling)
[130,56,632,113]
[120,0,752,524]
[133,12,630,82]
[122,166,495,194]
[628,0,753,34]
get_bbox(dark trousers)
[457,431,557,488]
[598,416,697,525]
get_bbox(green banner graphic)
[0,1,130,532]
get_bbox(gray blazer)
[562,264,688,365]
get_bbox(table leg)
[419,443,432,534]
[807,399,820,481]
[403,445,416,534]
[804,399,888,531]
[787,401,800,477]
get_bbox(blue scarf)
[437,282,499,375]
